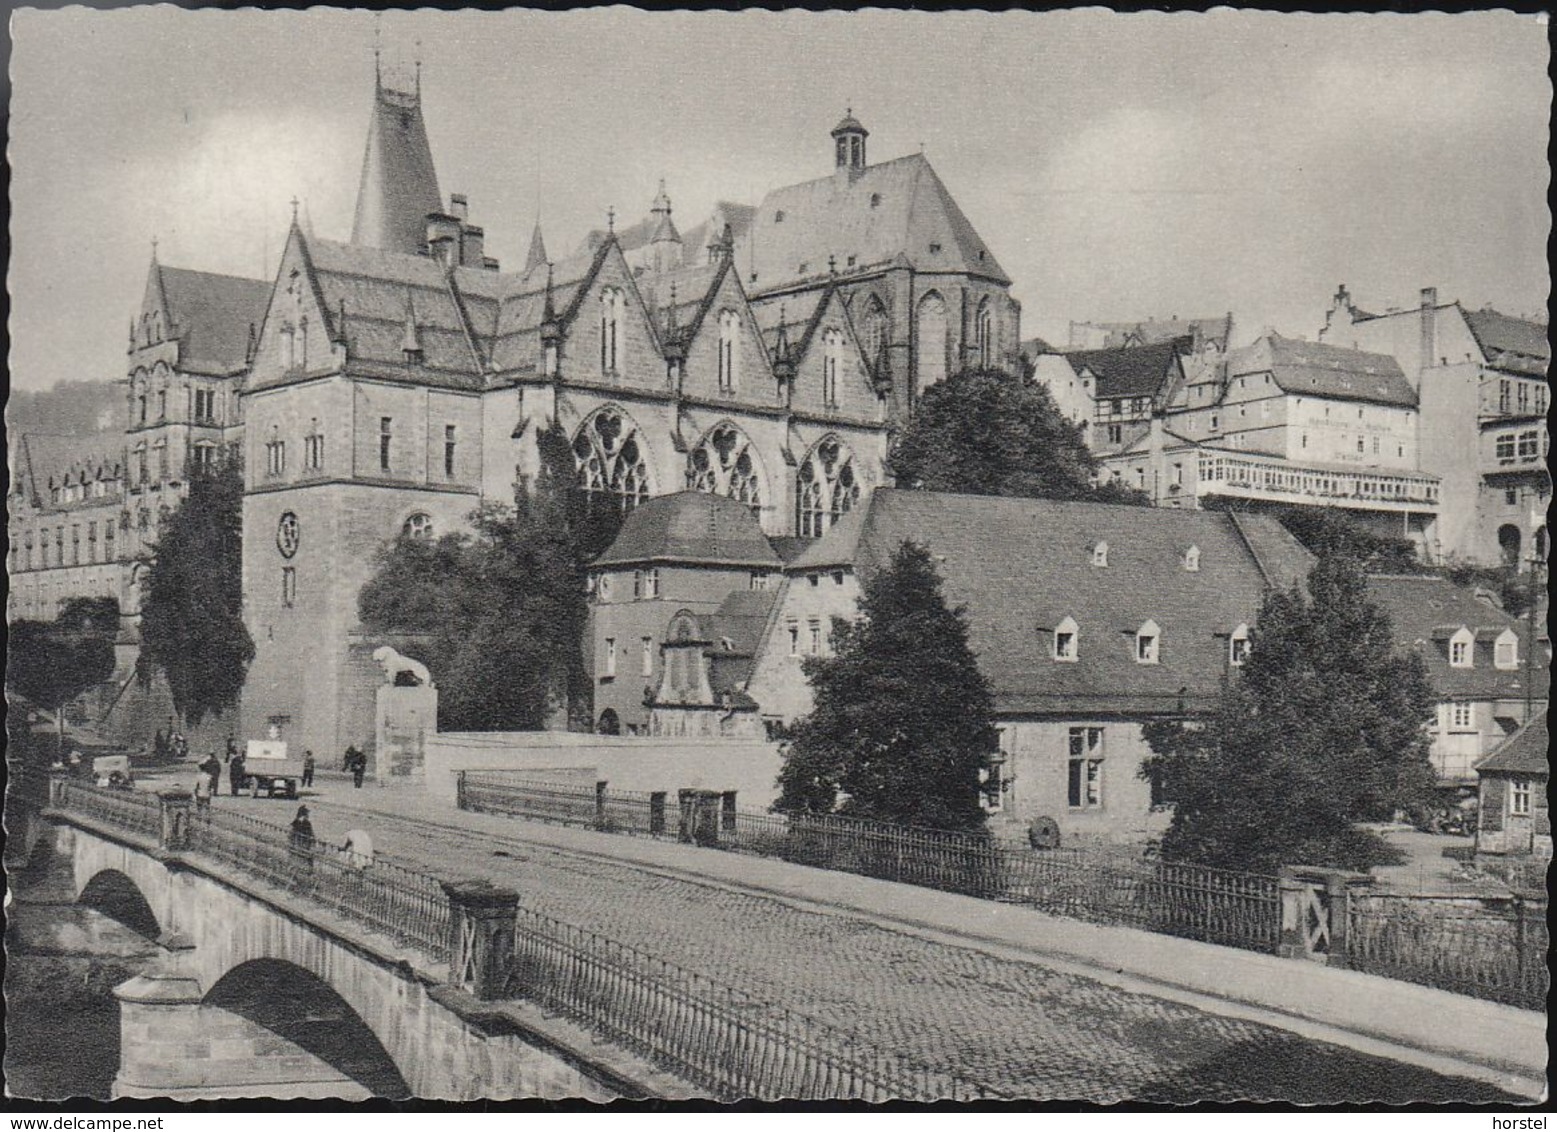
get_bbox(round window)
[276,511,301,558]
[402,513,434,541]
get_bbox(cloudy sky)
[9,8,1550,394]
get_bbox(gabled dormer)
[784,283,883,421]
[249,224,345,390]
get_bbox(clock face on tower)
[276,511,301,559]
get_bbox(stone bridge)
[12,783,676,1101]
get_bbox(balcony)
[1196,451,1439,512]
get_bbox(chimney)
[425,211,461,267]
[1420,287,1437,373]
[460,224,485,269]
[449,193,469,222]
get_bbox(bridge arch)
[79,869,161,940]
[203,959,412,1100]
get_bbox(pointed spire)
[773,304,795,380]
[540,262,562,346]
[606,205,615,235]
[290,196,301,226]
[400,291,423,361]
[525,219,549,275]
[351,60,444,254]
[150,234,159,263]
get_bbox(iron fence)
[53,779,162,841]
[189,804,452,964]
[459,772,1283,953]
[1344,893,1549,1011]
[510,904,1002,1102]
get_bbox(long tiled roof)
[1066,339,1186,400]
[1229,336,1417,408]
[156,266,270,375]
[11,433,125,511]
[1463,308,1549,377]
[744,153,1009,292]
[1365,575,1548,702]
[1476,711,1548,776]
[789,489,1313,715]
[593,491,784,570]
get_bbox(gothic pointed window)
[975,298,994,368]
[822,328,844,407]
[599,287,625,374]
[915,291,948,395]
[796,436,860,538]
[573,406,651,512]
[688,423,762,514]
[717,310,739,392]
[858,296,888,372]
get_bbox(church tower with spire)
[350,57,443,255]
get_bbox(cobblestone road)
[243,788,1518,1103]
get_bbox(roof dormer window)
[1494,629,1519,670]
[1184,545,1200,572]
[1053,616,1079,662]
[1449,627,1474,669]
[1136,620,1161,665]
[1091,541,1109,568]
[774,210,785,224]
[1230,623,1251,667]
[869,193,881,209]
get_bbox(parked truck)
[243,739,307,799]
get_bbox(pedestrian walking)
[229,751,247,796]
[193,770,212,814]
[153,729,167,759]
[201,752,222,796]
[225,734,238,762]
[345,745,366,788]
[302,749,316,789]
[289,805,316,879]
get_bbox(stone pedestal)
[442,880,519,1001]
[375,683,438,784]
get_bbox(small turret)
[831,108,868,177]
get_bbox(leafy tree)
[1141,554,1437,874]
[358,422,620,732]
[1258,504,1426,574]
[136,455,254,726]
[889,367,1150,505]
[776,541,997,832]
[6,597,119,751]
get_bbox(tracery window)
[975,299,994,368]
[573,407,650,512]
[858,296,888,370]
[688,423,761,513]
[402,513,434,541]
[796,436,860,538]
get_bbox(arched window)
[1230,623,1251,667]
[858,295,889,370]
[687,423,762,513]
[1183,545,1200,572]
[796,436,860,538]
[1498,524,1522,566]
[299,316,309,371]
[134,443,148,486]
[975,298,994,368]
[402,513,434,541]
[915,291,948,395]
[822,328,844,407]
[281,323,295,370]
[573,406,651,512]
[1053,616,1079,662]
[717,309,739,392]
[599,288,625,374]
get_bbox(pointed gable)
[782,285,882,419]
[351,78,443,255]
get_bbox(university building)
[233,69,1019,760]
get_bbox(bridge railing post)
[47,770,71,808]
[157,789,194,853]
[441,879,520,1001]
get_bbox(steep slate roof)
[744,153,1009,292]
[13,433,124,509]
[1476,711,1549,776]
[1365,575,1549,703]
[155,267,271,375]
[1066,338,1187,400]
[788,489,1313,715]
[297,236,486,389]
[593,491,784,570]
[1228,336,1417,408]
[1463,308,1550,378]
[702,589,781,699]
[351,80,443,256]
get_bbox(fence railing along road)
[38,776,993,1100]
[458,771,1548,1012]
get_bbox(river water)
[4,901,160,1101]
